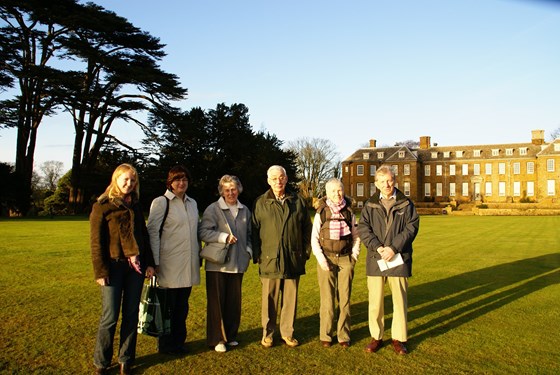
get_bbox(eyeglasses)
[174,178,188,183]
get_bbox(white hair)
[325,178,344,191]
[267,165,287,177]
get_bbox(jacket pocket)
[260,256,279,274]
[288,250,305,274]
[240,249,251,270]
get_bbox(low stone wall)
[417,207,560,216]
[416,202,560,216]
[473,208,560,216]
[416,208,452,215]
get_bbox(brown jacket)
[90,194,154,279]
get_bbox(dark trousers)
[157,287,192,352]
[206,271,244,346]
[93,260,144,369]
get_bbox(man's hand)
[377,246,396,261]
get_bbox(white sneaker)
[214,343,227,352]
[227,341,239,346]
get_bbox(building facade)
[341,130,560,208]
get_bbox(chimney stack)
[419,136,431,149]
[369,139,377,148]
[531,129,545,145]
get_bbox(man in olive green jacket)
[252,165,312,348]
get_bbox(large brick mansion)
[341,130,560,207]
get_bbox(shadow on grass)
[133,253,559,371]
[351,252,560,347]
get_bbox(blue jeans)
[93,260,144,369]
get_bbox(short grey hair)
[325,178,344,191]
[375,165,395,181]
[218,174,243,195]
[267,165,287,178]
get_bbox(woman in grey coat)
[146,165,200,355]
[199,175,252,353]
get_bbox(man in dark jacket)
[358,165,419,355]
[252,165,312,348]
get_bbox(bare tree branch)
[287,137,340,200]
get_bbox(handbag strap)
[216,204,233,236]
[159,196,170,238]
[149,275,157,287]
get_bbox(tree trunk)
[13,97,37,215]
[69,125,85,213]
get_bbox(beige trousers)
[317,254,355,343]
[261,277,300,339]
[367,276,408,342]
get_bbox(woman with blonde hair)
[90,163,155,375]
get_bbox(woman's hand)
[96,277,109,286]
[145,266,156,278]
[128,255,142,274]
[227,234,238,244]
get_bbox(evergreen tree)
[144,103,297,209]
[0,0,186,214]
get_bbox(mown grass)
[0,216,558,374]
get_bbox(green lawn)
[0,216,558,374]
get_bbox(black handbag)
[137,277,171,337]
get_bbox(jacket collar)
[265,189,295,202]
[97,193,138,206]
[367,188,408,207]
[217,196,243,210]
[165,189,192,203]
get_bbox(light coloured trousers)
[367,276,408,342]
[261,277,299,339]
[317,254,355,343]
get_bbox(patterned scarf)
[326,198,351,240]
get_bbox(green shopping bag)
[137,277,171,337]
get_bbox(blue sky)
[1,0,559,170]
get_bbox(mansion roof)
[344,137,560,163]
